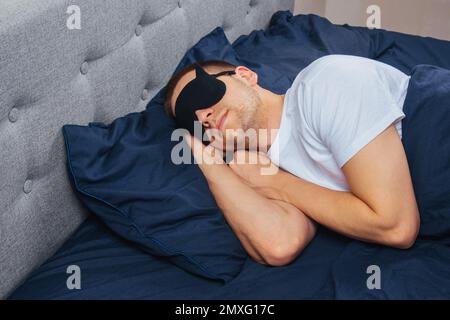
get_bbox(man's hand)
[183,133,225,179]
[229,150,285,201]
[185,136,284,200]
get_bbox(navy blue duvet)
[11,11,450,299]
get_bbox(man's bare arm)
[184,135,316,266]
[231,125,420,249]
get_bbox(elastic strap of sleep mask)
[174,63,236,138]
[211,70,237,78]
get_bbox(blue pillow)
[401,64,450,242]
[63,27,248,282]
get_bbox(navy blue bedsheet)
[11,11,450,299]
[10,216,350,299]
[10,218,450,299]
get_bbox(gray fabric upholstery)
[0,0,295,299]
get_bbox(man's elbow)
[383,211,420,249]
[386,226,418,249]
[261,236,305,267]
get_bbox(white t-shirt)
[267,55,410,192]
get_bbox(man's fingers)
[231,150,272,167]
[184,132,204,163]
[183,132,225,165]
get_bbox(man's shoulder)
[287,55,379,133]
[296,55,376,85]
[308,54,376,70]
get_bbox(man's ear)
[235,66,258,86]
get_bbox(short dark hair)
[163,60,237,118]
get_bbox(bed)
[2,1,450,300]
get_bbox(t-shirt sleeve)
[304,61,406,168]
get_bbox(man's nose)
[195,107,214,126]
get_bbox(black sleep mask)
[174,62,236,137]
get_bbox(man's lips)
[216,111,228,131]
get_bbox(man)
[164,55,420,266]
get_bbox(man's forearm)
[200,163,315,265]
[204,163,269,263]
[273,172,402,246]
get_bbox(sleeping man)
[164,55,420,266]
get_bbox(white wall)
[294,0,326,16]
[294,0,450,41]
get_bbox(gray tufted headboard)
[0,0,295,299]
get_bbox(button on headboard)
[0,0,295,298]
